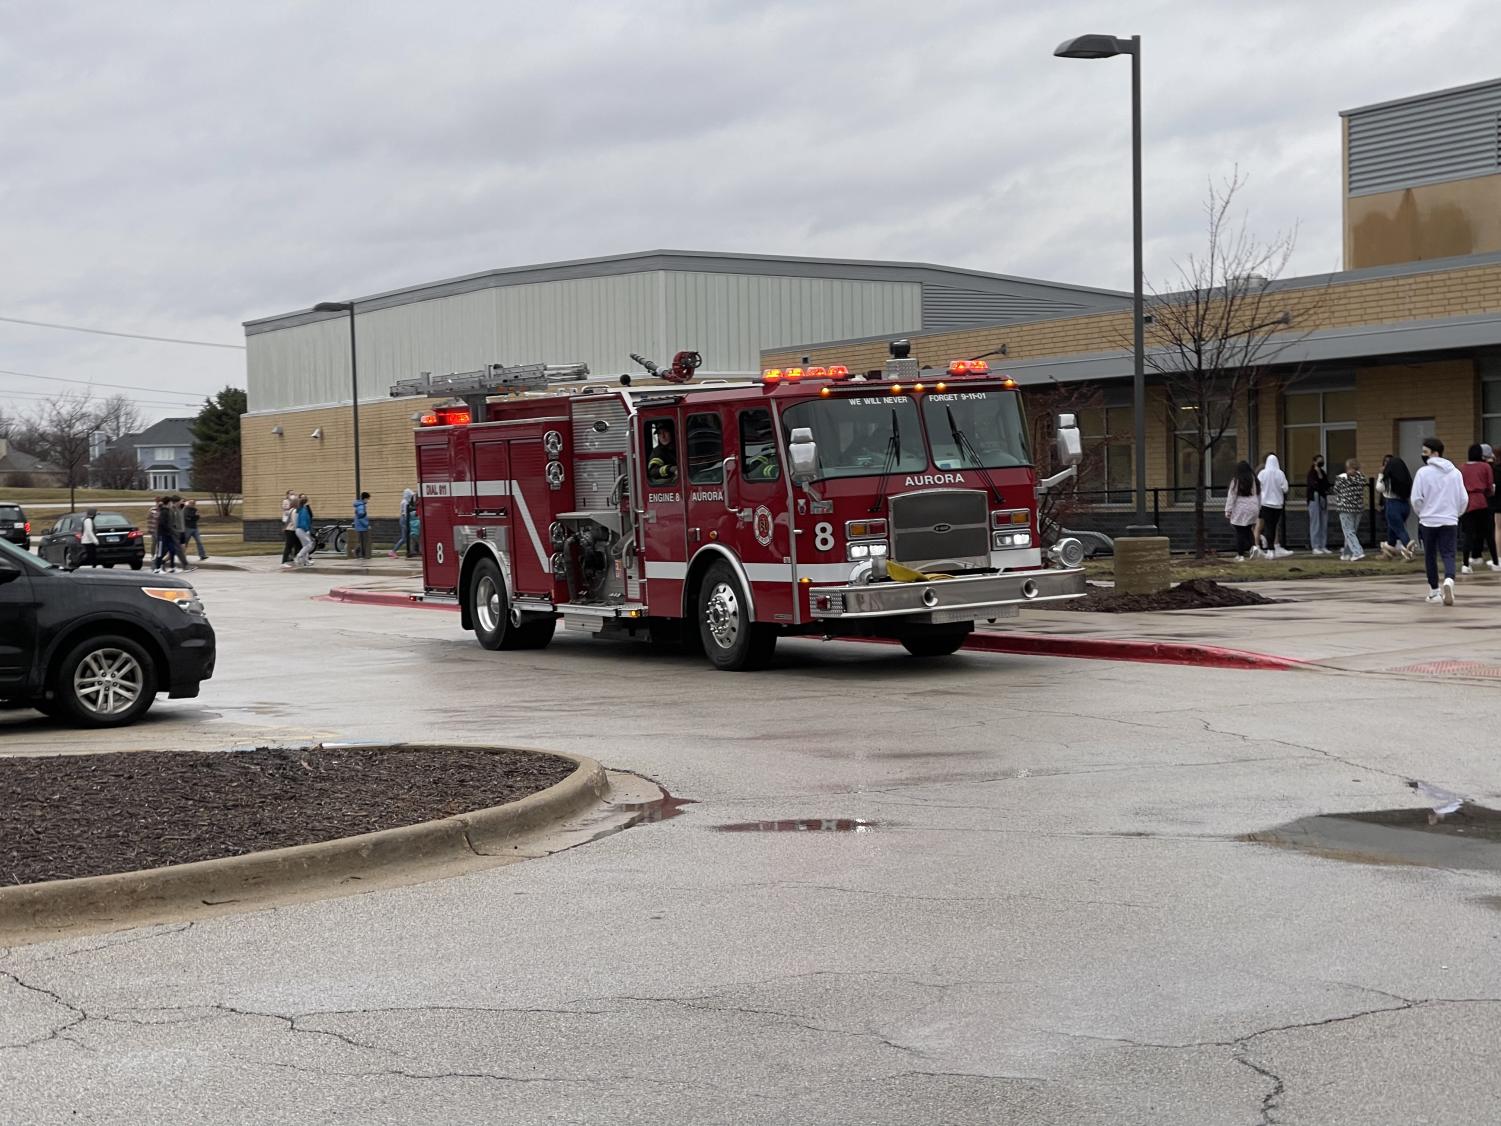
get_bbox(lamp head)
[1054,34,1134,59]
[313,301,354,313]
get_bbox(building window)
[1483,372,1501,450]
[1283,389,1355,478]
[1171,400,1237,500]
[154,447,177,462]
[1076,405,1133,503]
[149,470,179,492]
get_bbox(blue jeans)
[1307,497,1327,551]
[1384,498,1411,546]
[1338,511,1364,558]
[1420,524,1457,588]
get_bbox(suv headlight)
[142,587,206,615]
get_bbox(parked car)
[0,536,215,726]
[38,511,146,570]
[0,503,28,550]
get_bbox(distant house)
[110,418,196,493]
[0,437,63,487]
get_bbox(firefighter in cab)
[648,421,678,484]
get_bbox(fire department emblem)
[753,505,774,547]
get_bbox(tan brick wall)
[241,400,422,521]
[762,260,1501,373]
[1346,173,1501,269]
[1352,359,1478,467]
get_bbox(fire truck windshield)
[782,395,927,480]
[922,390,1030,469]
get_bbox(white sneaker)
[281,563,293,570]
[1443,578,1455,605]
[1273,546,1293,558]
[1233,554,1246,563]
[1489,562,1501,572]
[1461,565,1472,575]
[1401,543,1416,561]
[1426,590,1444,603]
[1247,546,1263,559]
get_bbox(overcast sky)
[2,0,1497,426]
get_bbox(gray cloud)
[1,0,1496,422]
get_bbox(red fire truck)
[392,342,1086,670]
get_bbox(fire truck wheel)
[899,630,970,658]
[466,557,554,651]
[698,562,776,671]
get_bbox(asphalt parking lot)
[4,567,1500,1124]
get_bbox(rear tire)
[54,634,157,727]
[467,557,555,651]
[900,630,970,658]
[333,529,348,554]
[697,561,776,671]
[129,560,143,571]
[103,562,115,569]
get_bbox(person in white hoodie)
[1409,436,1469,605]
[1257,453,1291,557]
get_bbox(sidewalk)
[986,572,1501,679]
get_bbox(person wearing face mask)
[1305,454,1330,554]
[1410,437,1469,605]
[1257,453,1291,557]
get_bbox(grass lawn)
[1084,550,1429,583]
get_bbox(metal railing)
[1069,481,1384,542]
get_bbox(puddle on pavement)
[713,818,878,833]
[1245,805,1501,871]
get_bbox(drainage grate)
[1391,660,1501,679]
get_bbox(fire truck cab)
[396,344,1086,671]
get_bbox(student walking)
[1224,460,1262,561]
[1305,454,1330,554]
[1257,454,1291,556]
[352,492,372,558]
[170,497,192,571]
[80,508,100,568]
[183,499,208,560]
[1410,437,1468,605]
[1488,444,1501,569]
[1330,459,1368,561]
[152,498,179,574]
[389,487,417,557]
[280,489,299,564]
[1459,443,1497,573]
[1377,454,1415,561]
[288,495,315,568]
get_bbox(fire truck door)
[683,408,736,561]
[637,407,687,613]
[731,405,794,624]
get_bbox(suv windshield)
[782,395,927,480]
[922,390,1030,470]
[0,506,22,521]
[0,536,48,570]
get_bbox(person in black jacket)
[1306,454,1331,554]
[1377,454,1415,560]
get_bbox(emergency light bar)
[389,362,589,400]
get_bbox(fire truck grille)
[888,490,989,569]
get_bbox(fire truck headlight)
[846,543,870,560]
[993,531,1034,549]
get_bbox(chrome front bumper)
[808,567,1086,621]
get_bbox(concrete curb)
[325,586,1307,669]
[0,747,609,945]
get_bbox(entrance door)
[1398,418,1433,540]
[637,408,687,613]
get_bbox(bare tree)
[93,446,143,489]
[25,392,100,512]
[1024,381,1114,542]
[193,448,242,517]
[92,394,144,442]
[1143,170,1318,556]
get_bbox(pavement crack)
[0,970,88,1051]
[781,882,1155,910]
[1193,718,1404,781]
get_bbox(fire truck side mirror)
[789,427,819,483]
[1055,414,1083,467]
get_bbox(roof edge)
[1340,74,1501,118]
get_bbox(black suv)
[0,536,215,727]
[0,503,28,550]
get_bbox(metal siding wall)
[245,318,352,412]
[1348,83,1501,196]
[662,272,919,369]
[921,285,1091,331]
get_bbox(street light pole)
[1054,32,1156,534]
[313,300,360,500]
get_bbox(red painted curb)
[325,587,456,611]
[325,587,1306,670]
[959,632,1307,671]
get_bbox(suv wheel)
[54,635,157,727]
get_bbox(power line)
[0,367,212,400]
[0,386,201,409]
[0,314,246,350]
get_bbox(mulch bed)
[1046,577,1281,613]
[0,746,575,886]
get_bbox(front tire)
[54,634,157,727]
[900,629,971,658]
[467,557,555,651]
[697,562,776,671]
[333,529,348,555]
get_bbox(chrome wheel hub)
[705,582,740,649]
[73,648,144,716]
[475,576,501,633]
